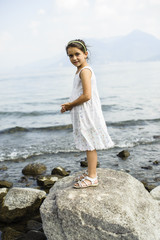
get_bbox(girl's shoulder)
[78,66,94,76]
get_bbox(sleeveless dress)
[69,66,114,151]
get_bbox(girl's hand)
[61,105,66,113]
[61,102,72,113]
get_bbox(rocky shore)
[0,150,159,240]
[0,164,70,240]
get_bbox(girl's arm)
[61,69,91,112]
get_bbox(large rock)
[40,168,160,240]
[0,187,46,223]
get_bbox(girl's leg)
[87,150,97,178]
[74,149,98,187]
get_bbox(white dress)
[69,66,114,151]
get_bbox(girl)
[61,39,114,189]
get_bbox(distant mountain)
[14,30,160,73]
[87,30,160,64]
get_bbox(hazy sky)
[0,0,160,70]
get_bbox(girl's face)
[67,47,88,69]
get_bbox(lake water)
[0,62,160,187]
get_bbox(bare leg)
[87,150,97,178]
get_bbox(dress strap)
[78,66,92,76]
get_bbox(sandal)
[74,170,88,182]
[73,176,98,189]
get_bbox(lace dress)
[69,66,114,151]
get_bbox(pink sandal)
[73,176,98,189]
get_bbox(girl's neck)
[76,63,89,74]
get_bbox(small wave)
[102,104,117,111]
[0,149,80,162]
[0,110,60,117]
[0,125,72,134]
[115,136,160,148]
[108,118,160,127]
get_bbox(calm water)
[0,62,160,187]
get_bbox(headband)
[67,40,87,52]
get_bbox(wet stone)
[153,160,159,165]
[141,180,156,192]
[51,166,70,176]
[37,175,58,189]
[0,180,13,188]
[117,150,130,159]
[22,163,47,176]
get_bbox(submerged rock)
[0,165,8,171]
[141,165,153,170]
[0,187,46,223]
[22,163,47,176]
[117,150,130,159]
[0,180,13,188]
[40,168,160,240]
[153,160,159,165]
[51,166,70,176]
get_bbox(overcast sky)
[0,0,160,70]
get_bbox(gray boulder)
[40,168,160,240]
[0,187,46,223]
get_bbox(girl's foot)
[74,170,88,182]
[73,176,98,189]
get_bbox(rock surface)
[40,168,160,240]
[150,186,160,200]
[0,187,46,223]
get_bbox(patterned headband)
[67,40,87,52]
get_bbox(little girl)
[61,39,114,189]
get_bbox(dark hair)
[66,39,88,54]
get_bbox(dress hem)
[75,143,115,152]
